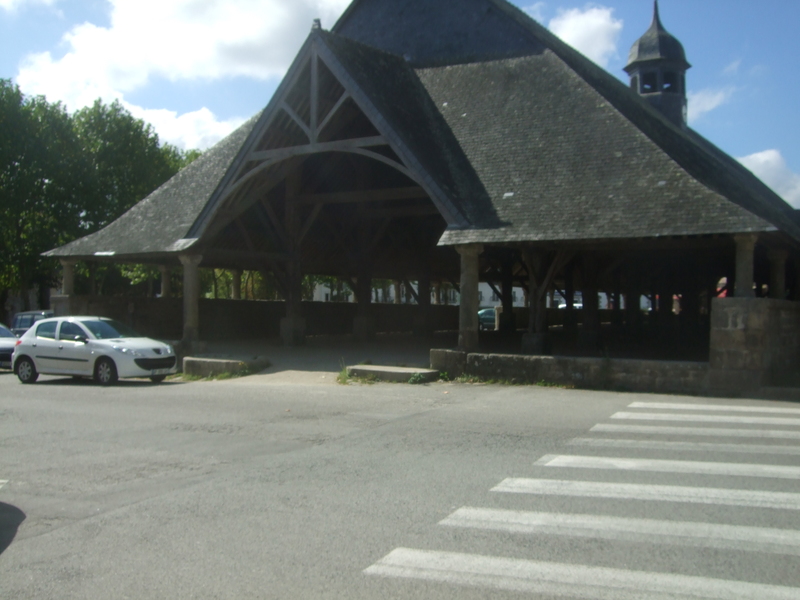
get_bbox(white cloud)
[15,0,350,148]
[547,5,622,68]
[738,149,800,208]
[524,2,547,23]
[0,0,56,11]
[126,104,247,151]
[687,87,735,124]
[723,59,741,75]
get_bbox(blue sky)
[2,0,799,207]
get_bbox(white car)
[0,324,17,369]
[12,316,178,385]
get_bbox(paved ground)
[195,333,447,384]
[1,342,800,599]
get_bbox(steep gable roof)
[44,114,261,260]
[336,0,800,245]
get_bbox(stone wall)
[710,297,800,390]
[52,295,460,340]
[431,349,709,395]
[430,297,799,397]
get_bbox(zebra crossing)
[364,399,800,598]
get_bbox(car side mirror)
[74,335,88,344]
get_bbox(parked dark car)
[478,308,496,331]
[10,310,53,337]
[0,324,17,369]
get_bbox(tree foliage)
[0,80,200,309]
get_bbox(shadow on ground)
[0,502,26,555]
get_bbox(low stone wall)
[52,295,183,340]
[431,349,710,395]
[710,297,800,390]
[52,295,460,340]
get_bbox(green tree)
[73,99,186,231]
[0,79,90,310]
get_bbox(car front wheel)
[16,357,38,384]
[94,357,118,386]
[150,375,166,383]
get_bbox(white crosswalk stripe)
[611,411,800,426]
[627,401,800,415]
[492,478,800,510]
[366,399,800,596]
[535,454,800,479]
[568,437,800,454]
[439,507,800,555]
[365,548,800,599]
[0,479,6,490]
[591,423,800,439]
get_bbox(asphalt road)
[1,370,799,599]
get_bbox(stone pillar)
[180,254,203,343]
[353,221,376,342]
[456,244,483,352]
[414,271,432,337]
[393,280,402,304]
[60,259,76,296]
[768,249,788,300]
[499,256,516,332]
[521,250,550,354]
[281,170,306,346]
[231,269,242,300]
[733,233,757,298]
[159,266,172,298]
[794,260,800,302]
[563,261,577,333]
[579,256,600,350]
[625,286,641,334]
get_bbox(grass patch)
[337,359,350,385]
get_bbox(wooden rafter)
[318,91,350,136]
[298,204,323,244]
[297,186,426,205]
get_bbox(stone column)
[521,250,550,354]
[624,286,641,334]
[231,269,242,300]
[281,170,306,346]
[393,280,402,304]
[60,259,76,296]
[733,233,757,298]
[499,256,516,332]
[456,244,483,352]
[768,249,788,300]
[794,260,800,301]
[180,254,203,343]
[159,266,171,298]
[563,261,577,333]
[579,256,600,350]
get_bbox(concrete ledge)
[183,356,271,378]
[433,348,710,395]
[346,364,439,383]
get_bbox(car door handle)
[58,345,64,349]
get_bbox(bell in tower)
[624,1,691,127]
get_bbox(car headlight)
[113,346,143,357]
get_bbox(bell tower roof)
[624,1,690,73]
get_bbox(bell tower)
[624,1,690,127]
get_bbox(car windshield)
[80,319,141,339]
[0,326,15,338]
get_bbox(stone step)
[346,364,439,383]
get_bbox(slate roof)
[45,114,262,259]
[46,0,800,260]
[625,1,690,71]
[315,31,498,228]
